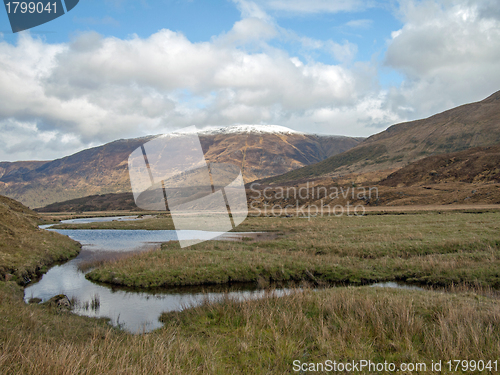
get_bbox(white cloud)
[0,119,87,161]
[385,0,500,117]
[1,0,499,162]
[215,18,278,46]
[327,40,359,64]
[231,0,272,21]
[279,30,359,64]
[0,23,387,160]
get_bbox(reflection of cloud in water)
[25,257,293,333]
[49,229,179,252]
[25,225,284,333]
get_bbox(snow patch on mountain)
[169,125,303,136]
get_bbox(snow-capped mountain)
[0,128,364,208]
[197,124,303,135]
[167,124,303,136]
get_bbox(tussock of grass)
[161,286,500,370]
[86,212,500,288]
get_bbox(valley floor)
[2,210,500,374]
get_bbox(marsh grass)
[69,294,102,312]
[77,259,107,273]
[86,212,500,289]
[76,253,133,273]
[1,280,499,374]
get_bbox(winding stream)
[26,216,294,333]
[25,216,422,333]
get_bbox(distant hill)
[38,141,500,212]
[246,145,500,210]
[36,192,138,213]
[380,144,500,187]
[0,125,363,208]
[0,137,153,209]
[197,125,362,182]
[259,90,500,184]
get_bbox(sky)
[1,0,500,161]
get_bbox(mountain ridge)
[0,125,363,208]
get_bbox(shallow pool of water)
[46,228,239,252]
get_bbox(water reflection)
[26,217,284,333]
[25,254,289,333]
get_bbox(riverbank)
[1,281,499,373]
[85,211,500,289]
[0,196,81,282]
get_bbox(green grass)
[49,213,267,232]
[85,212,500,289]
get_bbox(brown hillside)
[200,132,360,182]
[0,161,48,180]
[380,144,500,187]
[36,192,138,213]
[0,137,153,209]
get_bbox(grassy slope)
[1,281,499,374]
[257,143,388,184]
[86,212,500,288]
[35,192,140,213]
[0,195,81,281]
[1,133,362,209]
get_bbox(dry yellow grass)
[1,281,499,374]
